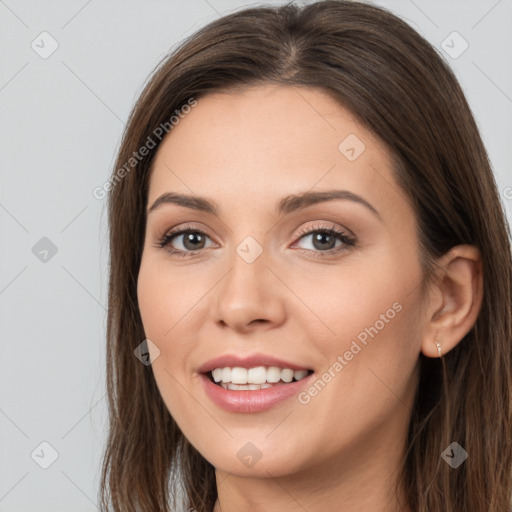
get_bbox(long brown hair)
[99,1,512,510]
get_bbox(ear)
[421,245,483,358]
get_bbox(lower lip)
[199,373,315,413]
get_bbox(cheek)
[137,255,200,341]
[300,270,423,439]
[137,260,169,341]
[304,248,424,391]
[312,255,419,339]
[137,255,212,384]
[137,258,196,419]
[136,258,188,390]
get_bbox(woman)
[99,1,512,511]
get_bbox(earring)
[434,339,442,358]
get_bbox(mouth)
[204,366,315,391]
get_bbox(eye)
[292,223,356,256]
[154,222,357,258]
[154,224,215,256]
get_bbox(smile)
[209,366,313,390]
[200,368,315,413]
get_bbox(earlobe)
[420,245,483,358]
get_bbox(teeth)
[293,369,308,381]
[248,366,267,384]
[210,366,311,385]
[281,369,294,383]
[231,367,247,384]
[221,367,231,383]
[267,367,281,383]
[221,382,274,390]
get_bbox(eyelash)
[154,222,357,258]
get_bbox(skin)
[137,84,483,512]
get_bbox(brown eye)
[294,224,357,256]
[155,225,215,256]
[178,231,208,250]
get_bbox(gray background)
[1,0,511,510]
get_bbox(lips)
[197,353,315,413]
[199,372,315,413]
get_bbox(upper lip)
[197,353,312,374]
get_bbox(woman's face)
[137,84,427,478]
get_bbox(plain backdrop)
[1,1,511,510]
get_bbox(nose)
[210,245,286,333]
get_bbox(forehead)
[147,84,404,219]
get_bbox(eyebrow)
[147,189,381,219]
